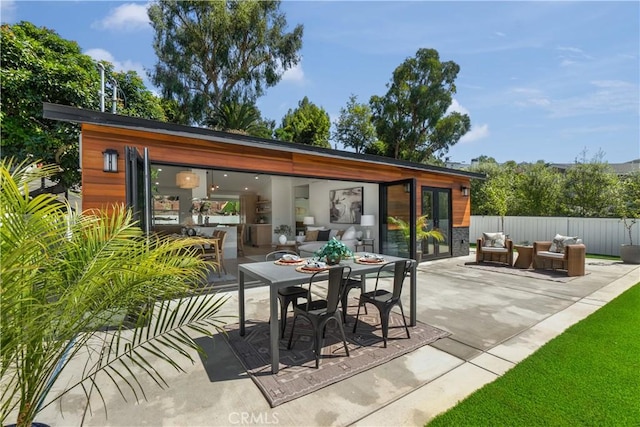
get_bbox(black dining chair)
[352,260,413,348]
[265,250,308,338]
[287,265,352,368]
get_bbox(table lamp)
[360,215,375,239]
[303,216,315,227]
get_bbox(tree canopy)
[333,94,377,154]
[370,48,470,162]
[1,22,165,193]
[274,96,331,148]
[148,0,303,126]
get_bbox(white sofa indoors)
[298,226,359,257]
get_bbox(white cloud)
[446,98,469,115]
[1,0,16,22]
[92,3,150,32]
[460,123,489,143]
[494,31,506,37]
[281,62,305,85]
[84,48,145,77]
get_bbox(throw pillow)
[305,230,319,242]
[317,229,331,241]
[341,226,357,241]
[329,229,339,239]
[550,234,579,253]
[482,232,505,248]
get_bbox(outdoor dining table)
[238,253,417,374]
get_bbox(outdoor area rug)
[223,302,450,407]
[462,262,588,282]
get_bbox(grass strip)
[427,282,640,426]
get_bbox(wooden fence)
[470,216,639,256]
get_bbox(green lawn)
[426,282,640,427]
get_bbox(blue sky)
[3,1,639,165]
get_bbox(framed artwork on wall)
[329,187,363,224]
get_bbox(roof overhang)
[43,102,485,180]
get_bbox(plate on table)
[295,261,328,273]
[274,255,305,266]
[355,254,386,264]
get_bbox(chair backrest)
[374,260,412,300]
[214,230,227,247]
[308,265,350,313]
[265,250,298,261]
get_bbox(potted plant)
[314,237,354,265]
[388,215,444,258]
[0,160,229,427]
[617,171,640,264]
[274,224,292,245]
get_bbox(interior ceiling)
[154,164,315,197]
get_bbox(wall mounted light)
[102,149,119,173]
[176,171,200,189]
[461,185,469,197]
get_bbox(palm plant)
[0,160,230,427]
[387,215,445,255]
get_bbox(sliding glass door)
[380,179,416,260]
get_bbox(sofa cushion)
[306,226,325,231]
[549,234,579,253]
[341,226,357,241]
[537,250,565,259]
[482,232,505,248]
[305,230,319,241]
[317,229,331,241]
[481,246,509,253]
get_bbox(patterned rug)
[223,302,450,407]
[462,262,588,282]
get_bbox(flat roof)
[43,102,485,180]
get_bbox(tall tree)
[370,48,470,162]
[274,96,331,148]
[148,0,303,126]
[206,101,274,138]
[333,94,377,153]
[1,22,165,194]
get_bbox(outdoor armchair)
[533,237,586,277]
[476,232,513,266]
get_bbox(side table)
[355,238,375,253]
[514,245,534,269]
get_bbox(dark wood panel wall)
[81,124,471,226]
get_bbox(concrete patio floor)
[33,253,639,427]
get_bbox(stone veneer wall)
[451,227,469,257]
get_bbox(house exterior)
[43,102,483,262]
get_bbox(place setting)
[295,259,329,273]
[355,253,386,264]
[273,254,306,266]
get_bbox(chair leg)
[287,314,299,349]
[352,299,364,333]
[334,314,350,357]
[398,302,411,340]
[279,296,290,339]
[314,322,322,369]
[380,310,390,348]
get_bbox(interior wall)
[307,180,379,243]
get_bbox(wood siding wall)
[81,124,471,226]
